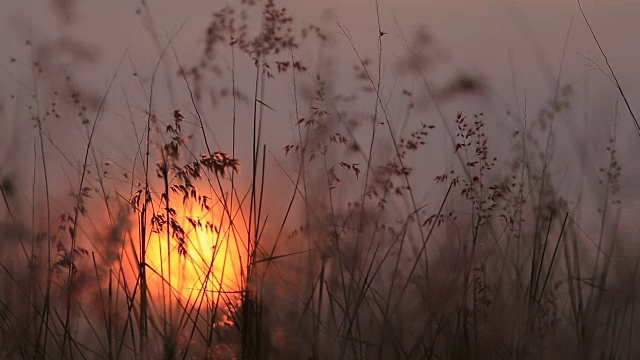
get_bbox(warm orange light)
[140,199,243,306]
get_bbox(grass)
[0,0,638,359]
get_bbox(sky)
[2,0,637,110]
[1,0,639,223]
[2,0,638,99]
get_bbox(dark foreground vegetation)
[0,0,638,359]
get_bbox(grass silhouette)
[0,0,638,359]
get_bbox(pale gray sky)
[1,0,639,220]
[2,0,637,110]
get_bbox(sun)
[140,198,243,305]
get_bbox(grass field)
[0,0,638,359]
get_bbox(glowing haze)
[132,196,243,306]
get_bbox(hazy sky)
[2,0,639,213]
[2,0,638,110]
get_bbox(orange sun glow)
[136,199,244,305]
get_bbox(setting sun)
[139,198,243,305]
